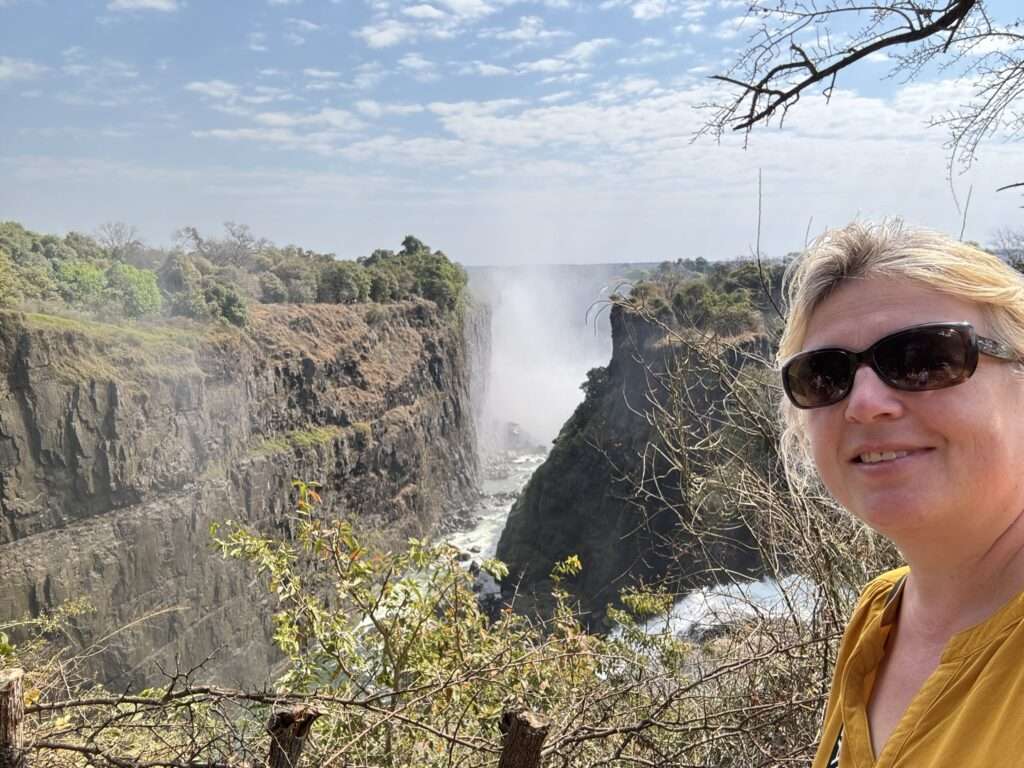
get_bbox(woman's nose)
[843,365,906,423]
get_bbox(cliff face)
[496,304,767,628]
[0,301,482,686]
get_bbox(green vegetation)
[5,453,889,767]
[0,220,469,329]
[623,259,784,337]
[250,425,344,457]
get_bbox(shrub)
[319,261,371,304]
[203,282,248,327]
[55,259,107,309]
[0,252,16,306]
[258,272,289,303]
[106,262,162,317]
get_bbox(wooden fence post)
[266,704,321,768]
[0,669,26,768]
[497,709,549,768]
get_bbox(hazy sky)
[1,0,1022,264]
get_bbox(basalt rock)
[0,301,485,687]
[496,304,767,629]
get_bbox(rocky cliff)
[0,300,483,686]
[496,303,768,628]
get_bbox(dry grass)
[1,310,241,387]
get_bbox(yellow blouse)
[812,566,1024,768]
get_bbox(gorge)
[0,243,781,692]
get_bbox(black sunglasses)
[781,322,1017,409]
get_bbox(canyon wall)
[496,303,768,628]
[0,300,483,687]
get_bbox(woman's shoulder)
[861,565,910,600]
[846,565,909,630]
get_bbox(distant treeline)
[0,221,468,327]
[623,258,787,337]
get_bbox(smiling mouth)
[853,448,932,465]
[857,450,909,464]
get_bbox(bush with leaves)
[318,261,371,304]
[258,271,289,304]
[106,262,162,317]
[55,259,107,310]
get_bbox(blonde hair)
[779,219,1024,489]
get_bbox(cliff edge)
[496,302,767,628]
[0,300,483,686]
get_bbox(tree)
[0,251,17,306]
[55,259,106,309]
[258,272,289,303]
[705,1,1024,176]
[96,222,143,262]
[106,262,162,317]
[203,282,248,327]
[318,261,371,304]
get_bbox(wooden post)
[266,704,321,768]
[0,669,26,768]
[497,709,549,768]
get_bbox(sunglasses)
[781,322,1017,409]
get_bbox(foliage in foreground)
[6,400,895,768]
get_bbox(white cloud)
[461,61,513,77]
[400,53,435,72]
[0,56,47,81]
[400,52,439,81]
[249,32,268,52]
[434,0,495,19]
[481,15,569,43]
[403,4,447,20]
[519,38,615,74]
[107,0,179,10]
[185,80,239,100]
[286,17,320,31]
[617,49,680,66]
[713,15,750,40]
[253,108,363,131]
[539,90,574,103]
[356,19,417,48]
[303,67,341,79]
[356,99,424,118]
[598,0,694,20]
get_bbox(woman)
[777,221,1024,767]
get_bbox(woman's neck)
[898,509,1024,642]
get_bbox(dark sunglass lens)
[785,350,853,407]
[874,327,969,390]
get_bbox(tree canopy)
[0,221,468,327]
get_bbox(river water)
[444,447,814,639]
[445,449,547,558]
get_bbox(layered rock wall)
[0,301,482,686]
[496,304,767,628]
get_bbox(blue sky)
[1,0,1022,264]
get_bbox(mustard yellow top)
[812,566,1024,768]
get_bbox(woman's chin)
[848,494,934,540]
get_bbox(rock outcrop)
[496,304,767,628]
[0,301,483,687]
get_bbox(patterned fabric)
[826,727,842,768]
